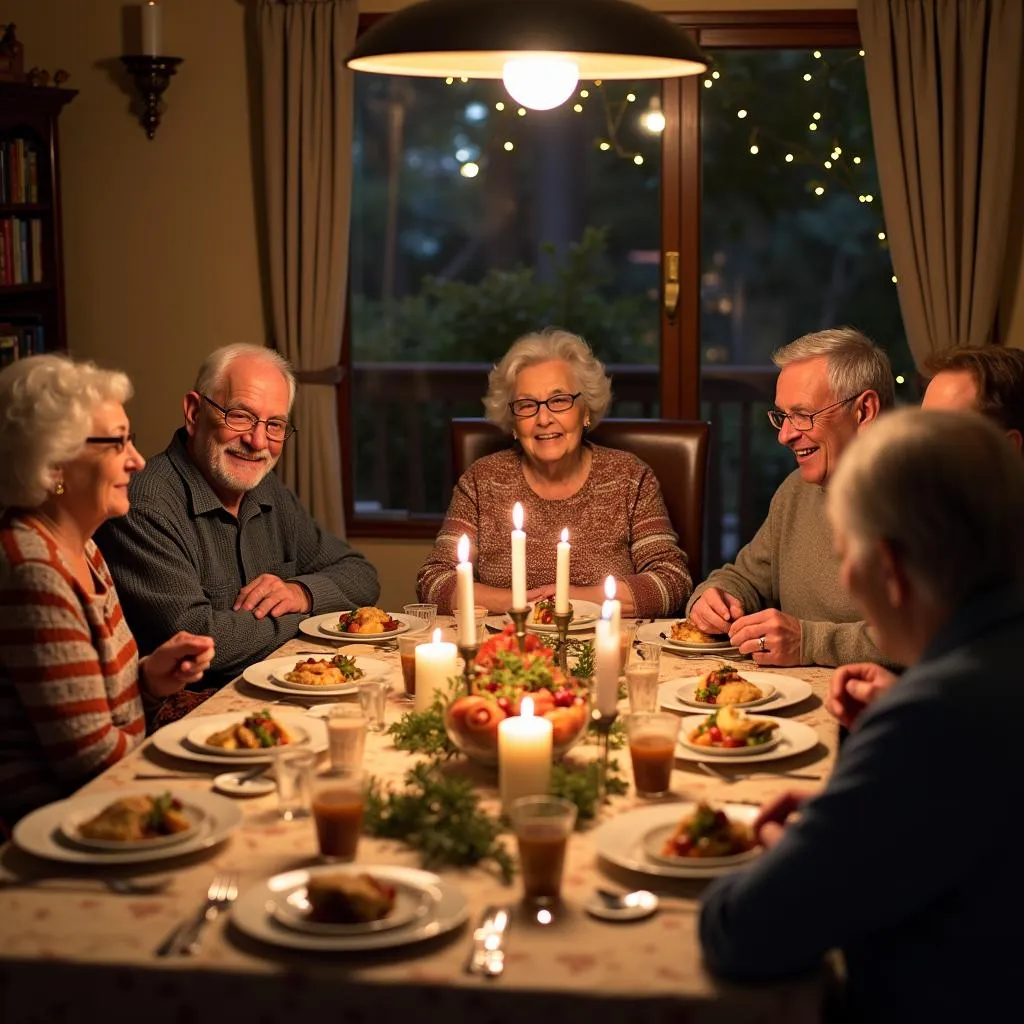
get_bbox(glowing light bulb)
[803,73,812,81]
[633,154,644,165]
[711,71,720,79]
[460,162,480,178]
[878,231,886,240]
[703,79,712,88]
[599,141,611,151]
[892,275,898,283]
[896,375,905,384]
[813,50,822,59]
[814,186,825,195]
[641,97,665,134]
[737,109,748,119]
[502,58,578,111]
[785,153,794,162]
[750,145,759,154]
[503,140,514,151]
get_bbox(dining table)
[0,616,841,1024]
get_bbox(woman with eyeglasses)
[417,328,691,615]
[0,355,214,824]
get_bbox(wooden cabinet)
[0,82,76,363]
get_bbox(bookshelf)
[0,82,76,366]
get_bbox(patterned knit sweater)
[417,445,692,616]
[0,513,145,821]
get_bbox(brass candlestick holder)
[457,640,480,696]
[552,609,573,673]
[507,607,529,653]
[120,55,183,139]
[590,707,619,803]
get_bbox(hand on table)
[688,588,745,634]
[233,574,311,619]
[728,609,802,666]
[141,632,216,697]
[827,662,898,729]
[753,791,809,849]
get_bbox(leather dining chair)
[450,418,710,581]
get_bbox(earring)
[55,481,65,496]
[512,431,518,441]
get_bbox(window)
[343,11,912,568]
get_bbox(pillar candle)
[141,1,162,55]
[414,628,458,713]
[602,575,621,636]
[595,617,620,716]
[498,696,552,810]
[455,533,475,646]
[511,501,527,609]
[555,528,571,614]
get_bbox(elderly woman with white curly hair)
[417,328,691,615]
[0,355,214,824]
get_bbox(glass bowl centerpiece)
[444,626,590,765]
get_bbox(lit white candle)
[141,1,162,55]
[511,501,527,610]
[456,533,476,646]
[602,575,621,636]
[595,616,620,716]
[414,627,459,713]
[498,696,552,810]
[555,527,571,615]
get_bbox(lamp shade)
[346,0,709,81]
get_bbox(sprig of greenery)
[386,691,458,758]
[550,759,628,822]
[566,638,595,680]
[364,763,515,883]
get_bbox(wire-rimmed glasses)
[85,432,137,453]
[766,394,860,432]
[200,394,295,441]
[508,392,582,419]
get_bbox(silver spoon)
[594,888,660,912]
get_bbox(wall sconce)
[120,54,183,139]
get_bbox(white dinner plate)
[659,672,813,714]
[59,799,206,852]
[13,787,243,866]
[675,675,776,710]
[151,711,329,766]
[186,717,313,758]
[517,599,602,633]
[635,622,742,657]
[242,655,392,698]
[678,720,782,757]
[231,864,469,952]
[641,823,762,869]
[269,874,434,936]
[593,802,762,879]
[674,714,820,764]
[301,612,415,642]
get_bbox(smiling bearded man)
[686,327,896,668]
[97,344,379,696]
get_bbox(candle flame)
[457,533,470,564]
[560,527,569,543]
[604,575,617,600]
[520,695,534,718]
[512,502,524,531]
[432,627,442,644]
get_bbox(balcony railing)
[350,362,779,565]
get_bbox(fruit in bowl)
[443,626,590,765]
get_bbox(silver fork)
[697,761,822,784]
[161,873,238,956]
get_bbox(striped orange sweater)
[0,512,145,821]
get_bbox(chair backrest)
[450,417,710,580]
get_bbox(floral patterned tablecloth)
[0,619,840,1024]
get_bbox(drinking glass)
[357,678,390,732]
[402,603,437,633]
[311,769,366,862]
[397,634,419,699]
[273,747,316,821]
[625,712,681,798]
[508,795,577,906]
[472,605,489,640]
[327,706,368,771]
[625,643,662,713]
[618,621,640,673]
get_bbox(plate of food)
[186,709,309,757]
[13,787,243,866]
[675,666,776,709]
[303,607,414,641]
[679,705,781,756]
[635,621,741,656]
[230,864,469,952]
[523,598,601,632]
[642,802,761,869]
[151,710,329,766]
[674,713,820,765]
[661,670,813,714]
[59,792,205,852]
[269,870,434,936]
[242,654,392,698]
[593,801,761,879]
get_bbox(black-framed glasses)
[85,432,137,454]
[767,394,861,432]
[200,394,295,441]
[508,392,582,419]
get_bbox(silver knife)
[465,905,510,978]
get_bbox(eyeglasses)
[767,395,861,432]
[200,394,295,441]
[85,432,137,454]
[508,392,582,419]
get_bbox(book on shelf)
[0,216,45,285]
[0,315,45,366]
[0,137,40,205]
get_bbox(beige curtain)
[858,0,1023,366]
[258,0,358,536]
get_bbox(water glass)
[327,706,368,771]
[472,605,489,640]
[625,711,681,798]
[402,603,437,633]
[273,747,316,821]
[508,795,577,906]
[618,621,640,673]
[357,678,390,731]
[397,634,419,699]
[311,769,366,862]
[625,643,661,713]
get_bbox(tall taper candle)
[555,527,571,614]
[511,501,527,609]
[141,1,162,55]
[595,617,620,716]
[602,575,621,636]
[455,533,475,646]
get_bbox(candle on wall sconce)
[121,2,183,140]
[141,2,162,55]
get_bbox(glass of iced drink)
[508,795,578,906]
[311,769,366,862]
[626,711,681,798]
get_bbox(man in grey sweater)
[687,327,895,667]
[98,344,379,690]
